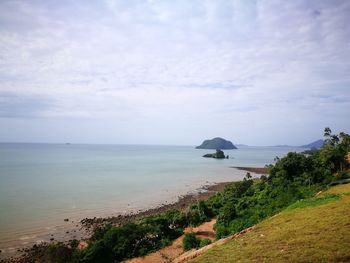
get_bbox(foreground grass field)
[190,183,350,263]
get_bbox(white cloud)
[0,0,349,145]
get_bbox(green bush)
[90,224,112,241]
[199,238,212,247]
[337,171,350,180]
[69,239,79,250]
[182,232,200,251]
[48,242,73,263]
[78,240,114,263]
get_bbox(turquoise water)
[0,143,304,256]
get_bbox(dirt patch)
[123,219,217,263]
[184,220,216,240]
[173,226,255,263]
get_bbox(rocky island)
[196,137,237,149]
[202,149,228,159]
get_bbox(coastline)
[2,167,266,261]
[1,182,233,262]
[80,182,232,231]
[81,166,268,230]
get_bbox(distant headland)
[196,137,237,149]
[299,139,324,149]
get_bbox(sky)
[0,0,349,146]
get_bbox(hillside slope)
[187,183,350,263]
[300,139,324,149]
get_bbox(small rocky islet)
[202,149,228,159]
[196,137,236,159]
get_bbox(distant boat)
[65,143,71,145]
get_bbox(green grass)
[190,183,350,263]
[285,193,340,211]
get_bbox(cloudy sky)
[0,0,349,146]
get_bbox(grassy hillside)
[190,183,350,263]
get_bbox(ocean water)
[0,143,304,256]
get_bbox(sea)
[0,143,305,257]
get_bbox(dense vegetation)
[14,128,349,263]
[212,128,349,238]
[191,183,350,263]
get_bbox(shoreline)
[2,167,267,261]
[1,182,233,262]
[82,166,269,229]
[80,182,232,230]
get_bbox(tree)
[320,128,350,172]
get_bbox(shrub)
[337,171,350,180]
[47,242,73,263]
[78,240,114,263]
[182,232,200,251]
[185,207,202,226]
[90,224,112,241]
[69,239,79,249]
[199,238,212,247]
